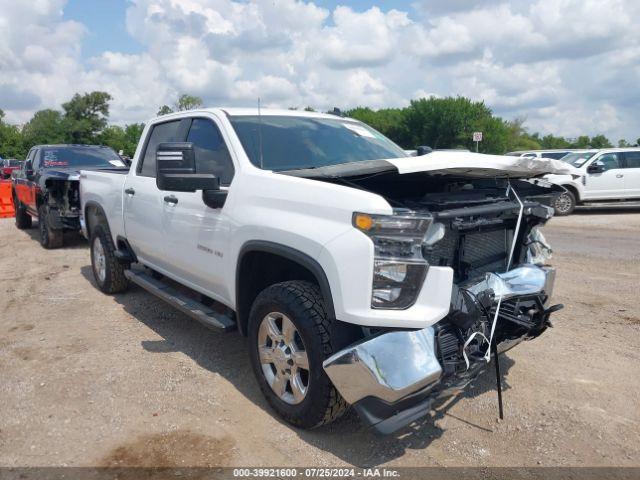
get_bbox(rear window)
[7,160,21,167]
[40,147,124,168]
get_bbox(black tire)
[90,224,129,294]
[14,199,32,229]
[553,189,576,216]
[38,205,63,249]
[248,281,348,429]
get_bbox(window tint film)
[186,118,235,185]
[623,151,640,169]
[139,121,181,177]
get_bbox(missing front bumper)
[323,264,557,434]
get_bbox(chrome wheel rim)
[555,192,572,213]
[92,237,106,283]
[257,312,309,405]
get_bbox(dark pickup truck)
[12,144,128,248]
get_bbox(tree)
[22,109,66,147]
[157,105,173,116]
[618,139,630,148]
[572,135,591,148]
[0,109,25,158]
[347,107,410,147]
[589,134,612,149]
[175,94,203,111]
[62,91,112,144]
[97,122,145,157]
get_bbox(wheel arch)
[84,201,111,237]
[235,241,336,336]
[560,183,580,202]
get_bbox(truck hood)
[41,165,128,182]
[387,151,578,177]
[281,151,578,179]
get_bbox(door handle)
[124,188,135,195]
[163,195,178,205]
[616,174,624,178]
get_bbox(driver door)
[583,153,625,200]
[161,115,236,304]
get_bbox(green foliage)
[98,123,145,157]
[175,94,203,111]
[589,134,613,148]
[0,109,25,158]
[62,91,113,143]
[22,109,66,147]
[347,107,410,147]
[157,105,173,116]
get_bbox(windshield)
[560,151,597,167]
[228,115,407,171]
[41,146,125,168]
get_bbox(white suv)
[545,148,640,215]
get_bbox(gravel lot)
[0,208,639,468]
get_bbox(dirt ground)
[0,207,639,468]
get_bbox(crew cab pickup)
[12,144,127,248]
[545,148,640,215]
[80,109,571,434]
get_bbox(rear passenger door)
[161,115,236,304]
[123,118,188,271]
[621,151,640,198]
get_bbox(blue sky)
[2,0,639,141]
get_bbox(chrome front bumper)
[323,264,556,433]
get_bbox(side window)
[593,153,620,172]
[138,120,182,177]
[622,151,640,169]
[31,150,41,170]
[186,118,235,185]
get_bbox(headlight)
[353,212,432,309]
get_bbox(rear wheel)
[553,189,576,216]
[248,281,348,429]
[38,205,63,249]
[14,200,32,229]
[90,225,129,294]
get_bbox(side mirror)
[416,145,433,156]
[156,142,220,192]
[24,160,34,178]
[587,162,604,174]
[202,189,228,209]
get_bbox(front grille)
[423,226,513,281]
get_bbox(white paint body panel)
[80,108,567,329]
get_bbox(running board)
[124,269,236,332]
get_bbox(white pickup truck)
[80,108,570,434]
[544,148,640,215]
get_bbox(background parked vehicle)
[505,149,582,160]
[1,159,22,179]
[545,147,640,215]
[11,144,128,248]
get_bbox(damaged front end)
[42,175,81,230]
[323,174,564,434]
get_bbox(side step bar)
[124,269,236,332]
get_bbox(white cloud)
[0,0,638,141]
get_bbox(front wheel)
[90,225,129,294]
[553,189,576,216]
[248,281,348,429]
[38,206,63,249]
